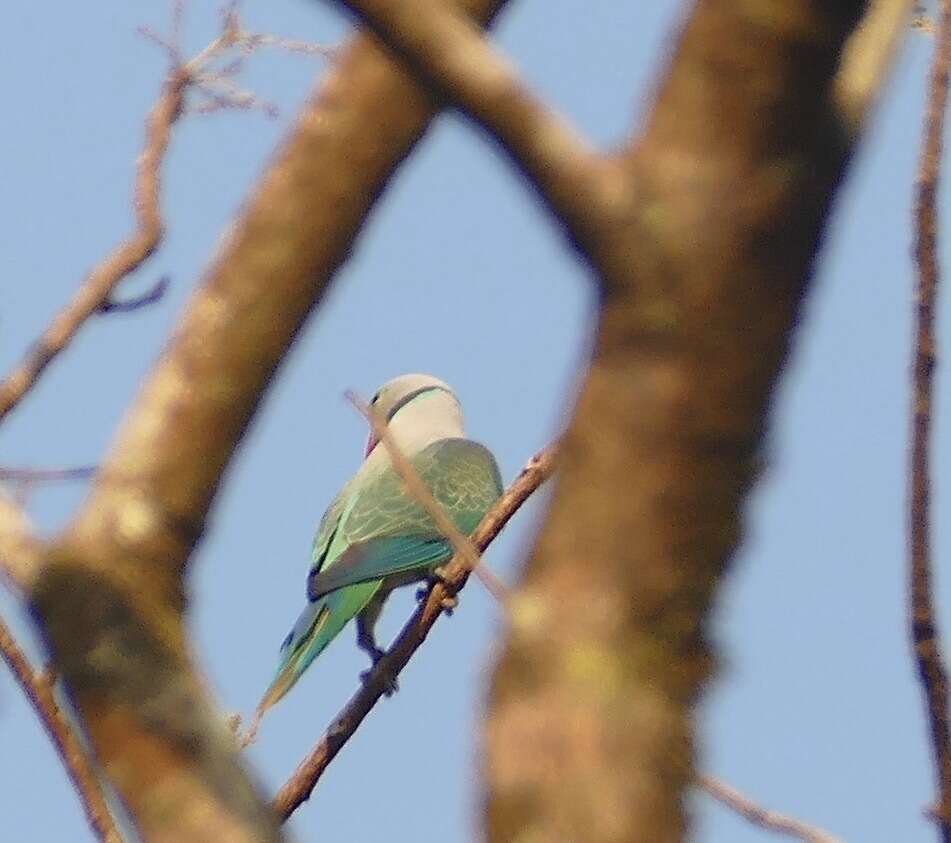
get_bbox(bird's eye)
[370,391,381,405]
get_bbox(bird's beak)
[365,434,379,457]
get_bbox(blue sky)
[0,3,943,841]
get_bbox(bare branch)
[346,389,510,605]
[271,444,557,821]
[0,615,121,843]
[334,0,626,253]
[911,0,951,836]
[0,465,98,483]
[699,775,843,843]
[0,68,185,424]
[98,276,170,314]
[482,3,885,841]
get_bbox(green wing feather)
[308,439,502,596]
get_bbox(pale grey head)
[365,373,465,457]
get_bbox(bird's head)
[364,373,459,456]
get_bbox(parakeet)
[257,373,503,715]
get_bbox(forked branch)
[700,775,843,843]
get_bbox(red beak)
[365,434,379,457]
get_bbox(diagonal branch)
[911,0,951,836]
[331,0,626,254]
[346,390,510,604]
[0,614,121,843]
[699,775,843,843]
[271,443,557,821]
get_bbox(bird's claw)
[361,649,399,697]
[440,594,458,615]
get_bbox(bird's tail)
[255,581,382,720]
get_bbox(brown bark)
[912,1,951,837]
[484,4,874,842]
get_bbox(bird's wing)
[307,438,503,599]
[308,483,352,575]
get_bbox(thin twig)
[98,276,170,314]
[700,775,843,843]
[345,390,510,605]
[0,615,121,842]
[912,1,951,836]
[271,443,557,820]
[0,466,98,483]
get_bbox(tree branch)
[332,0,626,254]
[911,0,951,836]
[0,614,121,843]
[474,3,889,841]
[699,775,843,843]
[271,444,557,821]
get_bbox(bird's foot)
[416,568,458,615]
[361,648,399,697]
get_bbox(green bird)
[257,373,502,716]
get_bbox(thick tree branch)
[272,444,557,821]
[0,614,121,843]
[475,3,891,842]
[27,2,511,840]
[333,0,626,254]
[911,0,951,836]
[699,775,843,843]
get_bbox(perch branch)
[700,775,843,843]
[0,615,121,843]
[346,390,510,604]
[911,0,951,835]
[272,443,557,820]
